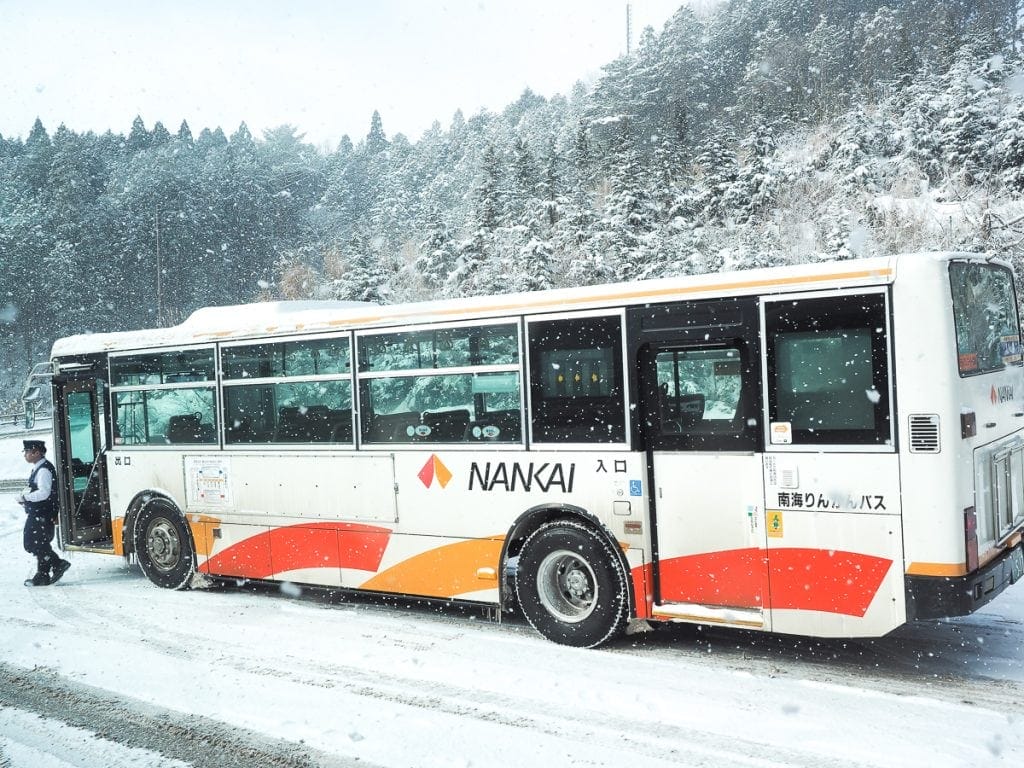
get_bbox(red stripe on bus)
[767,548,892,616]
[658,548,767,608]
[657,548,892,617]
[202,522,391,580]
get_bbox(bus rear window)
[951,262,1022,376]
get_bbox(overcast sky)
[0,0,688,149]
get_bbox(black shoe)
[24,572,51,587]
[50,559,71,584]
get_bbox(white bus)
[42,252,1024,647]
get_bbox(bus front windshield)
[951,262,1023,376]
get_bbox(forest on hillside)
[2,0,1023,399]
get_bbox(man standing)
[17,440,70,586]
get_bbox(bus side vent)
[909,414,940,453]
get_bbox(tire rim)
[145,518,181,572]
[536,549,597,623]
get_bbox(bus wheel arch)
[503,506,633,648]
[130,495,196,590]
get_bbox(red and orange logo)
[418,454,453,488]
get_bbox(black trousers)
[23,513,57,572]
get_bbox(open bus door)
[630,298,770,630]
[51,357,112,548]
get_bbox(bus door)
[52,361,112,547]
[631,298,769,629]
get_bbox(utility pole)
[155,209,180,326]
[626,2,632,55]
[155,210,163,326]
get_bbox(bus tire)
[515,520,629,648]
[134,499,195,590]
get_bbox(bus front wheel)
[515,520,629,648]
[134,499,195,590]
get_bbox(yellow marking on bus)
[112,517,125,556]
[358,536,505,598]
[192,267,893,340]
[187,514,221,557]
[905,562,967,577]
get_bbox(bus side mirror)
[22,386,41,403]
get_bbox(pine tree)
[416,206,458,291]
[151,121,172,147]
[126,115,151,153]
[366,111,388,155]
[19,118,52,196]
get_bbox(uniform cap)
[23,440,46,453]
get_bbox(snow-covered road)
[1,487,1022,767]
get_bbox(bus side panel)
[763,453,905,637]
[386,450,652,604]
[108,448,653,605]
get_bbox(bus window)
[222,337,350,379]
[656,347,742,433]
[110,347,218,446]
[765,292,892,447]
[950,262,1023,376]
[528,314,626,444]
[115,387,217,445]
[359,324,518,371]
[223,381,353,444]
[111,348,215,386]
[357,322,522,444]
[360,372,521,444]
[221,336,353,445]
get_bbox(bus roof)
[49,252,981,358]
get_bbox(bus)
[39,252,1024,647]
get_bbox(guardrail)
[0,413,52,437]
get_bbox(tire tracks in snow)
[15,581,1024,767]
[0,662,373,768]
[11,595,878,768]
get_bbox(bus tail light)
[964,506,979,572]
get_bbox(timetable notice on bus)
[184,456,233,509]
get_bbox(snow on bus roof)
[180,300,374,330]
[50,252,985,359]
[52,300,377,357]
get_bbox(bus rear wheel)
[515,520,629,648]
[134,499,195,590]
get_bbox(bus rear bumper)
[905,543,1024,620]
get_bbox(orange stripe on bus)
[328,268,893,326]
[193,267,892,339]
[112,517,125,556]
[905,562,968,577]
[358,536,505,598]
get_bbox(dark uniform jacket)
[25,459,58,518]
